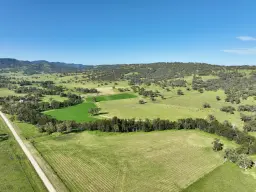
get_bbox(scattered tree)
[212,138,223,151]
[139,100,146,104]
[88,108,101,116]
[177,89,184,95]
[203,103,211,108]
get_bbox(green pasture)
[184,162,256,192]
[98,88,255,129]
[44,102,98,122]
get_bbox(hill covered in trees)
[1,58,256,76]
[0,58,93,74]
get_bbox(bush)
[212,138,223,151]
[88,108,101,116]
[0,134,9,141]
[216,96,221,101]
[198,88,204,93]
[177,89,184,95]
[207,114,216,122]
[220,106,236,114]
[224,148,254,169]
[237,154,254,169]
[139,100,146,104]
[243,120,256,132]
[203,103,211,108]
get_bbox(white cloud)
[222,47,256,55]
[236,36,256,41]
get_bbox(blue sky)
[0,0,256,65]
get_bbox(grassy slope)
[184,162,256,192]
[0,88,25,97]
[0,118,46,192]
[33,130,235,192]
[99,89,255,129]
[44,102,98,122]
[87,93,137,102]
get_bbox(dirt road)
[0,111,56,192]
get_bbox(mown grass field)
[44,102,98,122]
[87,93,137,102]
[184,162,256,192]
[33,130,236,192]
[0,117,46,192]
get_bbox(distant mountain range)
[0,58,93,74]
[1,58,255,76]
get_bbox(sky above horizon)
[0,0,256,65]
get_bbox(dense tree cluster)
[75,87,99,94]
[192,76,204,90]
[238,105,256,112]
[19,80,32,86]
[1,94,82,124]
[224,148,254,169]
[169,79,187,87]
[117,88,130,92]
[240,113,254,122]
[243,120,256,132]
[131,86,160,98]
[14,85,64,95]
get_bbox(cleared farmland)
[0,117,46,192]
[33,130,235,192]
[44,93,137,123]
[98,90,256,129]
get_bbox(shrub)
[212,138,223,151]
[198,88,204,93]
[177,89,184,95]
[203,103,211,108]
[207,114,216,122]
[220,106,236,114]
[0,134,9,141]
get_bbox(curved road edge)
[0,111,56,192]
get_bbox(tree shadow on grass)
[97,112,109,115]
